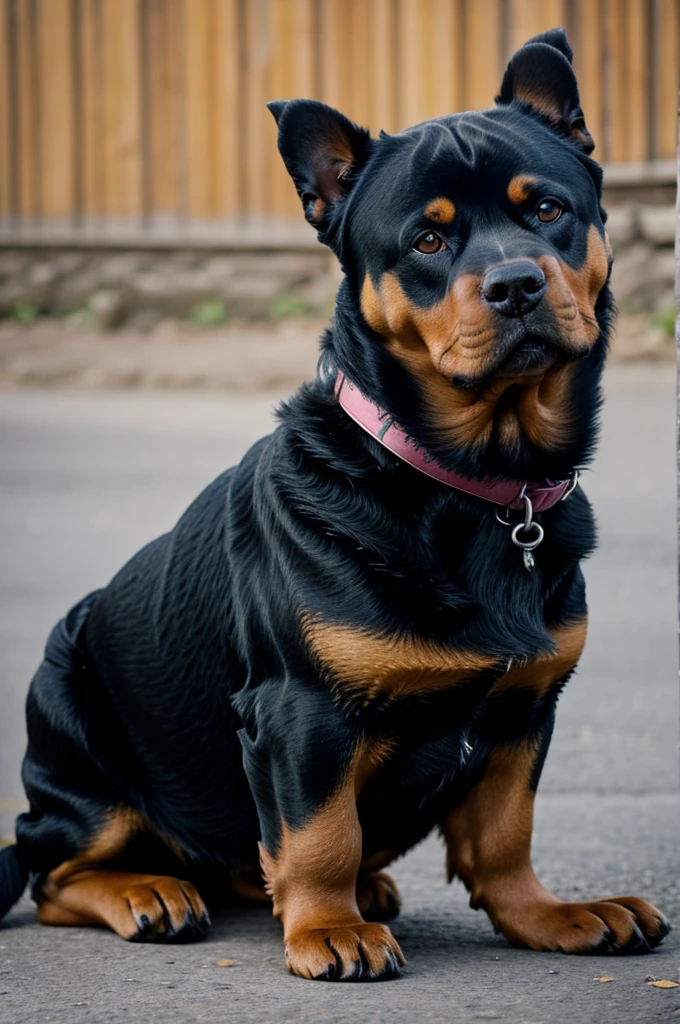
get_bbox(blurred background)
[0,0,676,387]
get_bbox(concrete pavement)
[0,366,678,1022]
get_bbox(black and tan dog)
[0,30,669,980]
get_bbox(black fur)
[4,30,664,971]
[0,845,28,919]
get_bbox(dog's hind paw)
[357,871,402,922]
[125,877,211,943]
[285,922,405,981]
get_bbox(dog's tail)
[0,844,29,920]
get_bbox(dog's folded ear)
[268,99,373,228]
[496,28,594,154]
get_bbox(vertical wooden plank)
[432,0,461,119]
[464,0,502,110]
[101,0,142,220]
[625,0,649,162]
[347,0,372,126]
[145,0,183,225]
[243,0,272,220]
[397,0,424,127]
[269,0,293,219]
[15,0,40,221]
[655,0,679,158]
[0,0,10,225]
[535,0,566,34]
[213,0,241,220]
[37,0,75,221]
[605,0,628,162]
[80,0,104,222]
[508,0,567,52]
[509,0,541,54]
[572,0,604,158]
[184,0,213,219]
[371,0,398,132]
[403,0,458,123]
[270,0,315,219]
[449,0,466,115]
[397,0,431,126]
[319,0,352,114]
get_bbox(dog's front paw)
[285,922,405,981]
[503,895,670,955]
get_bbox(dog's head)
[270,29,612,479]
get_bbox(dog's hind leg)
[34,807,210,942]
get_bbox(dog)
[0,29,669,980]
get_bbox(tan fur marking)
[47,807,148,887]
[513,86,563,128]
[360,273,390,334]
[309,196,326,224]
[302,613,498,700]
[492,618,587,697]
[516,362,578,451]
[559,225,609,325]
[424,197,455,223]
[507,175,537,204]
[259,745,405,978]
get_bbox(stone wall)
[0,247,338,328]
[606,204,675,314]
[0,201,674,329]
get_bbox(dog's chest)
[303,615,587,701]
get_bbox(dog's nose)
[481,261,546,317]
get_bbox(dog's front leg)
[442,712,669,954]
[236,685,404,981]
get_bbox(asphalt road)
[0,366,678,1023]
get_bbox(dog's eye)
[413,231,444,254]
[536,199,563,223]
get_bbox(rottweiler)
[0,29,670,980]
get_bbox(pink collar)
[334,372,576,513]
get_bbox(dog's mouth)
[451,326,586,391]
[494,337,560,377]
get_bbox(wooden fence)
[0,0,678,242]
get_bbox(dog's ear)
[496,28,594,154]
[268,99,373,228]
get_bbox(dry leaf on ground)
[648,980,679,989]
[215,959,236,968]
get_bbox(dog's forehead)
[363,108,589,211]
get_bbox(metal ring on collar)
[511,520,544,550]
